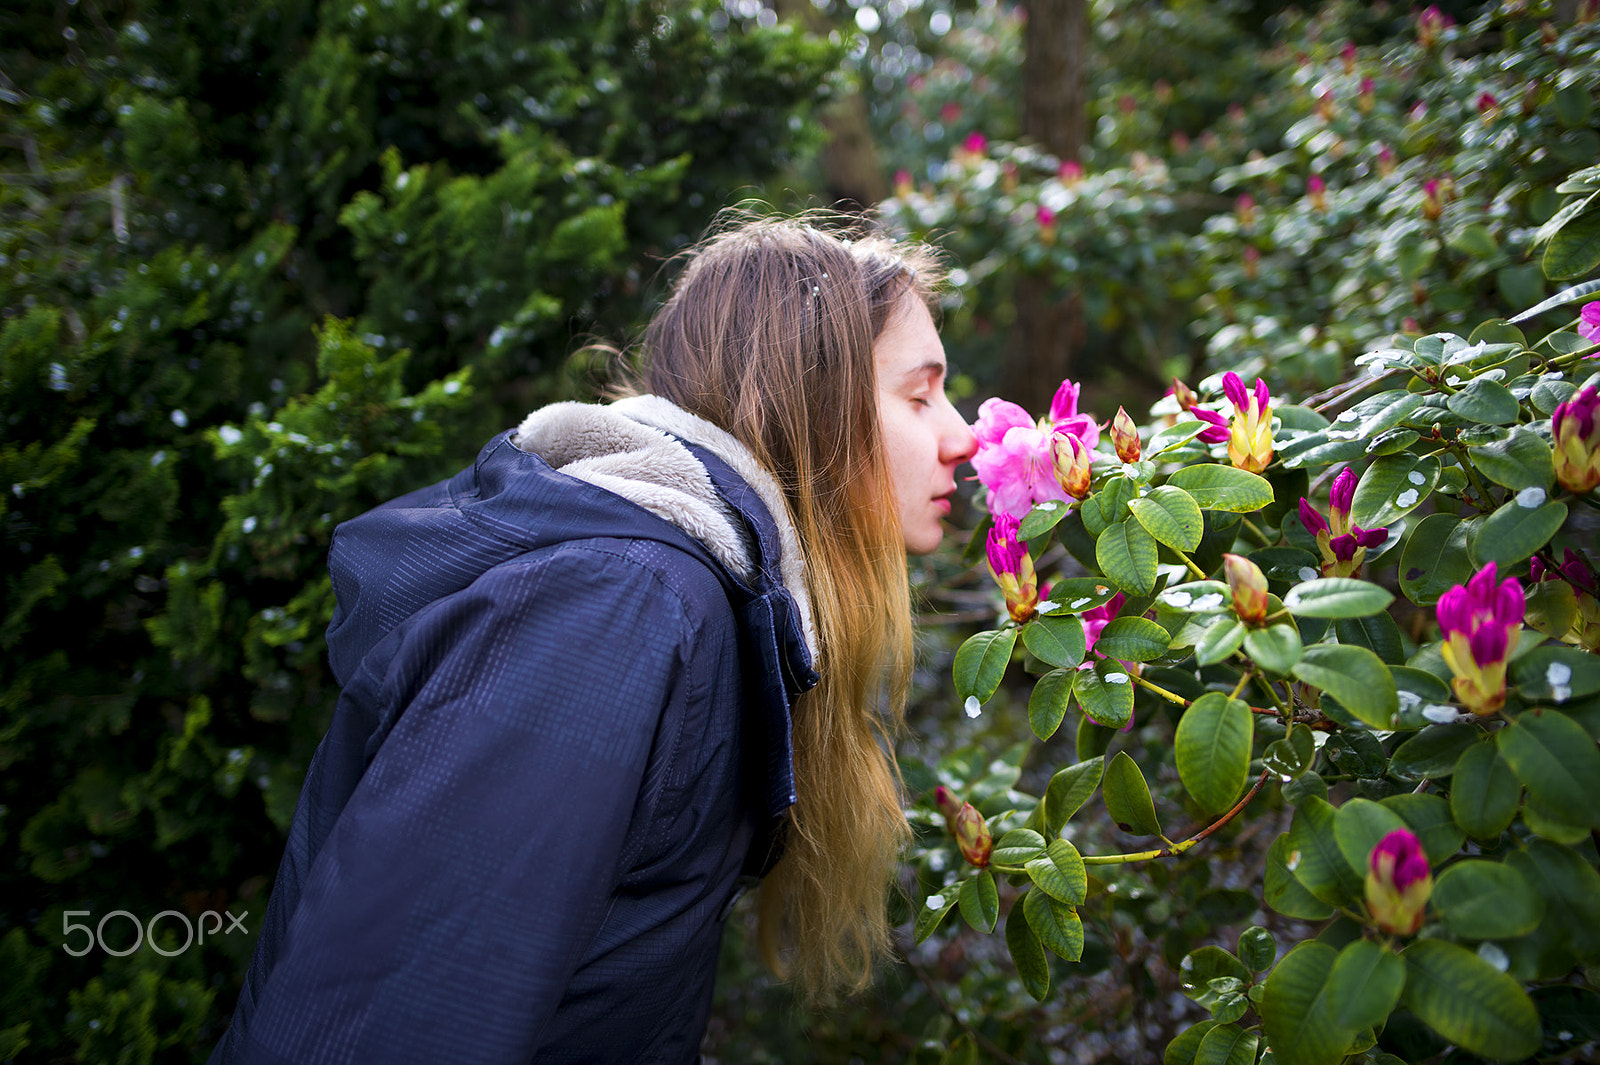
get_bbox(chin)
[904,525,944,556]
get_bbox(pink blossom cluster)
[970,379,1101,521]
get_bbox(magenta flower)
[1437,561,1525,715]
[1191,407,1232,444]
[1307,173,1328,211]
[1058,159,1084,184]
[1553,384,1600,494]
[961,131,988,156]
[986,512,1038,624]
[1297,468,1388,576]
[1417,5,1453,46]
[971,382,1100,520]
[1222,371,1274,473]
[1579,301,1600,344]
[1081,592,1126,656]
[1365,828,1432,936]
[1036,205,1057,228]
[1477,92,1499,117]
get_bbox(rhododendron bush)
[905,257,1600,1064]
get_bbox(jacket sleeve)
[231,544,706,1064]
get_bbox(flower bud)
[1224,553,1270,626]
[1171,377,1200,412]
[1307,173,1327,212]
[1328,467,1357,533]
[1437,561,1525,715]
[1366,829,1432,936]
[1222,372,1274,474]
[933,785,962,829]
[1052,429,1093,500]
[1552,384,1600,494]
[987,513,1039,624]
[953,802,993,868]
[1110,407,1141,464]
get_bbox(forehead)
[875,298,944,378]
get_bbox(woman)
[209,216,976,1063]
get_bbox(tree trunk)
[1010,0,1089,411]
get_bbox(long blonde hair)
[628,214,942,998]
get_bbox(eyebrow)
[903,359,947,381]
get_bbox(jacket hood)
[325,395,818,685]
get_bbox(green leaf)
[1128,485,1204,552]
[1286,797,1363,907]
[1496,709,1600,829]
[1511,644,1600,703]
[1194,1024,1259,1065]
[1401,939,1542,1061]
[1022,615,1088,670]
[1332,797,1409,879]
[1381,792,1464,864]
[1509,276,1600,324]
[1446,377,1520,425]
[1150,418,1209,455]
[1018,498,1072,540]
[1238,927,1275,972]
[1074,659,1135,729]
[1341,389,1428,439]
[1005,897,1050,1001]
[1504,839,1600,970]
[1028,668,1075,742]
[958,869,1000,933]
[1024,887,1084,961]
[1292,644,1398,729]
[1037,577,1120,615]
[1390,723,1481,778]
[1175,693,1252,816]
[1327,939,1405,1032]
[1104,750,1162,837]
[914,888,959,944]
[1282,578,1394,619]
[938,1033,979,1065]
[1265,833,1335,920]
[1450,741,1521,840]
[1279,433,1367,469]
[1334,612,1405,665]
[991,828,1047,867]
[1398,514,1476,606]
[1043,757,1104,836]
[1027,838,1088,906]
[1432,860,1543,939]
[1165,1022,1221,1065]
[1083,476,1137,536]
[1544,209,1600,280]
[1195,615,1247,667]
[1244,623,1303,674]
[953,627,1017,703]
[1180,945,1250,1005]
[1097,518,1159,595]
[1264,723,1316,779]
[1351,453,1439,528]
[1167,464,1276,513]
[1470,426,1554,491]
[1260,942,1360,1065]
[1469,500,1567,569]
[1093,616,1172,662]
[1524,579,1579,641]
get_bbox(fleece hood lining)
[512,396,818,662]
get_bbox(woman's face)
[874,296,978,554]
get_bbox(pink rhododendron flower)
[1437,561,1524,715]
[971,381,1100,520]
[1580,301,1600,344]
[1222,372,1274,473]
[1081,593,1125,656]
[1297,467,1387,576]
[986,512,1039,624]
[1552,384,1600,493]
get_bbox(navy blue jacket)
[210,413,817,1065]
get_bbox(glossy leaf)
[1285,797,1363,907]
[1043,757,1104,836]
[957,869,1000,934]
[990,828,1047,867]
[1243,623,1302,674]
[1104,750,1162,837]
[953,627,1017,703]
[1028,668,1075,742]
[1351,453,1438,528]
[1510,644,1600,703]
[1544,208,1600,279]
[1027,838,1088,906]
[1327,939,1405,1031]
[1402,939,1541,1061]
[1390,723,1481,778]
[1018,498,1071,541]
[1331,798,1408,880]
[1264,723,1316,779]
[1398,513,1475,606]
[1083,476,1137,536]
[1093,615,1172,662]
[1432,860,1542,939]
[1496,709,1600,828]
[1282,578,1393,618]
[1037,577,1121,615]
[1195,615,1247,667]
[1265,833,1335,920]
[1450,741,1521,840]
[1381,792,1465,864]
[914,888,959,944]
[1128,485,1204,552]
[1447,377,1519,424]
[1469,499,1567,569]
[1097,518,1159,595]
[1334,612,1404,665]
[1167,464,1276,513]
[1194,1024,1259,1065]
[1022,615,1087,670]
[1005,898,1050,1001]
[1292,644,1398,729]
[1024,887,1084,961]
[1340,389,1428,439]
[1175,693,1252,816]
[1075,659,1135,729]
[1164,1022,1221,1065]
[1470,425,1554,491]
[1505,839,1600,971]
[1260,942,1359,1065]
